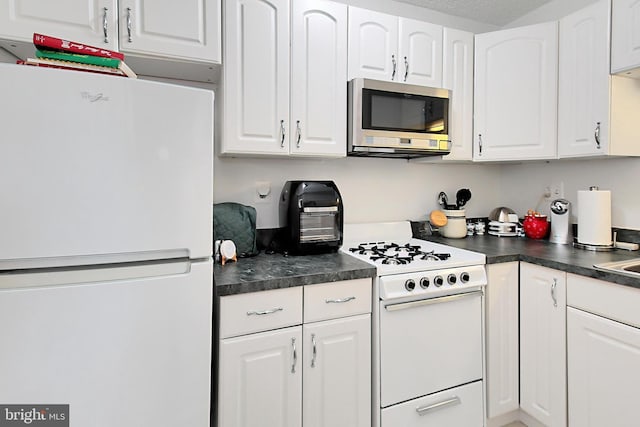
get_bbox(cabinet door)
[442,27,473,161]
[485,262,519,419]
[398,18,442,86]
[222,0,290,155]
[0,0,117,50]
[520,263,567,427]
[218,326,302,427]
[303,314,371,427]
[290,0,347,157]
[558,0,610,158]
[568,307,640,427]
[474,22,558,161]
[347,6,398,80]
[611,0,640,76]
[118,0,220,62]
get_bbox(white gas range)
[341,221,487,427]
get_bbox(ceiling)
[393,0,553,26]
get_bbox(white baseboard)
[487,409,548,427]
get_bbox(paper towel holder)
[573,185,614,251]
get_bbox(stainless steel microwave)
[348,78,451,159]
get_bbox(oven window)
[362,88,448,134]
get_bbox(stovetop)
[341,237,485,276]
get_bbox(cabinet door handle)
[295,120,301,148]
[102,7,109,43]
[391,54,397,80]
[404,56,409,82]
[280,120,286,147]
[325,296,356,304]
[551,278,558,307]
[416,396,461,415]
[594,121,601,149]
[478,134,483,155]
[291,337,297,373]
[246,307,283,316]
[311,333,317,368]
[126,7,133,42]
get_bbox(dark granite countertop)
[423,234,640,289]
[214,251,377,296]
[214,233,640,297]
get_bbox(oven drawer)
[381,381,483,426]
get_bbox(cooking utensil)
[437,191,448,208]
[438,191,458,210]
[455,188,472,208]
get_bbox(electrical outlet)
[544,182,564,201]
[254,181,272,204]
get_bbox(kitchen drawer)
[219,287,303,338]
[567,273,640,328]
[381,380,483,426]
[303,278,371,323]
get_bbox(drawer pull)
[416,396,461,416]
[291,337,297,373]
[325,296,356,304]
[246,307,284,316]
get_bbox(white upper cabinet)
[442,27,473,161]
[559,0,640,158]
[558,0,610,157]
[348,7,442,86]
[0,0,118,51]
[474,22,558,161]
[348,7,398,81]
[290,0,347,157]
[222,0,347,157]
[0,0,221,81]
[398,18,442,86]
[611,0,640,77]
[223,0,291,156]
[118,0,220,63]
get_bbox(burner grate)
[348,242,451,265]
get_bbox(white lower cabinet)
[485,262,520,419]
[219,326,303,427]
[303,315,371,427]
[520,263,567,427]
[218,279,372,427]
[567,273,640,427]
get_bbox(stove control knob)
[460,272,471,283]
[447,274,457,285]
[419,277,430,289]
[405,279,416,291]
[434,276,444,287]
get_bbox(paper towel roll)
[577,189,612,246]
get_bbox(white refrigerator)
[0,63,214,426]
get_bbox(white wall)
[214,156,503,228]
[501,158,640,230]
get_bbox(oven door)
[379,290,483,407]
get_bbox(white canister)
[440,209,467,238]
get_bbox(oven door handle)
[384,289,483,312]
[416,396,461,415]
